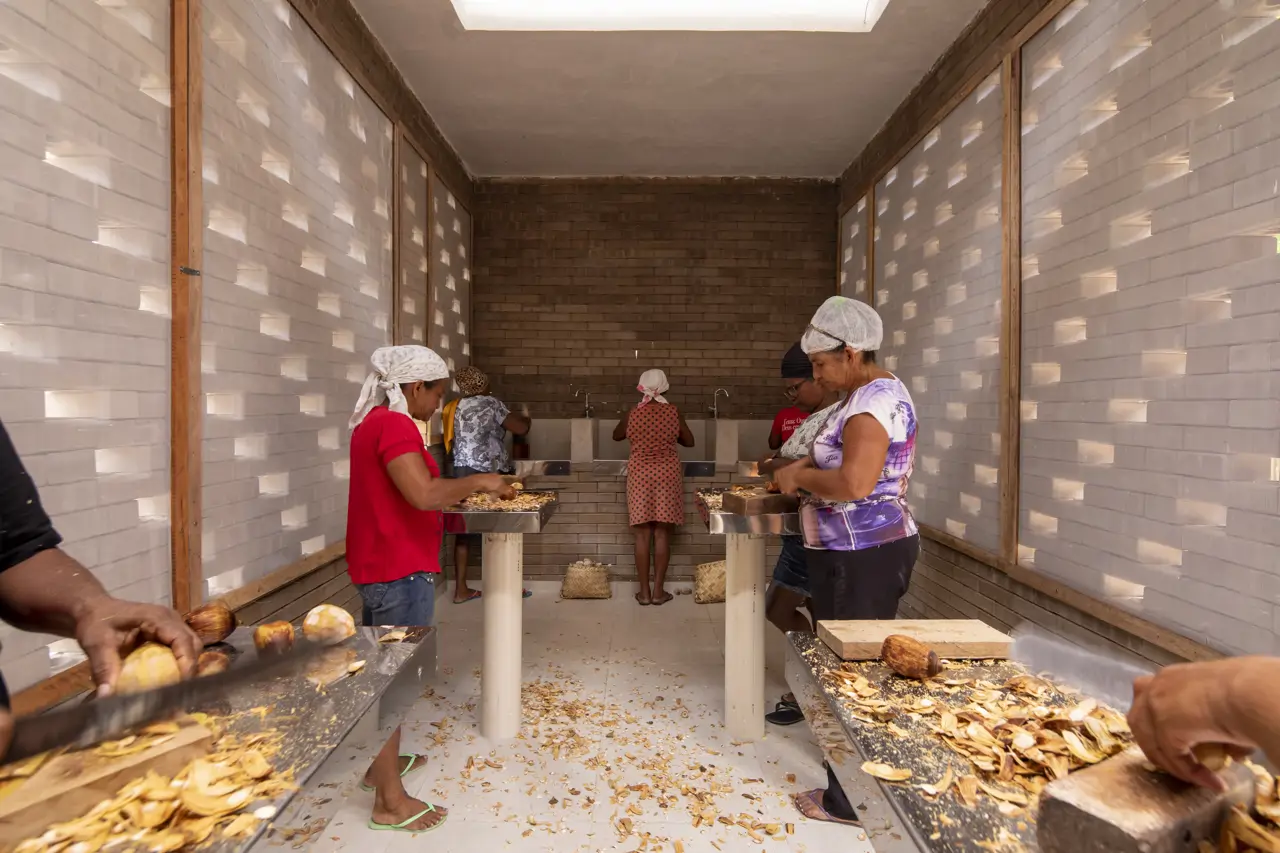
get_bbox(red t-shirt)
[346,407,444,585]
[771,406,809,444]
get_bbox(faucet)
[710,388,729,419]
[574,388,594,419]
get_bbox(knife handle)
[1194,743,1229,771]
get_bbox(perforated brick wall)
[200,0,394,598]
[874,71,1005,554]
[1020,0,1280,655]
[472,179,839,419]
[839,197,870,300]
[430,177,472,392]
[0,0,173,690]
[398,146,428,347]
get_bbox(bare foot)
[792,789,861,826]
[371,796,448,831]
[362,754,429,790]
[453,588,482,604]
[635,590,652,606]
[652,589,674,605]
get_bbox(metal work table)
[171,626,435,853]
[695,491,800,742]
[785,633,1041,853]
[443,496,559,740]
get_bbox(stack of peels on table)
[825,665,1133,817]
[13,720,291,853]
[460,490,555,512]
[1212,763,1280,853]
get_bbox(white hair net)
[801,296,884,355]
[637,369,670,407]
[349,345,449,429]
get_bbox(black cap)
[781,343,811,379]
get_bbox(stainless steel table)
[443,498,559,740]
[696,493,800,741]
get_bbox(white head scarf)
[349,345,449,430]
[801,296,884,355]
[637,369,670,407]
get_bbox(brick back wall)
[472,179,838,419]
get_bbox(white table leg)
[481,532,524,740]
[724,532,766,741]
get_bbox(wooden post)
[170,0,203,613]
[866,186,877,306]
[391,125,403,346]
[999,52,1023,565]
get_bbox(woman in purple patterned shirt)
[776,296,921,826]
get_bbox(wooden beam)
[999,52,1023,564]
[391,125,403,345]
[218,541,347,613]
[11,664,94,716]
[170,0,203,613]
[284,0,474,209]
[866,186,876,306]
[838,0,1080,212]
[917,525,1224,665]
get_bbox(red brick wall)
[472,178,839,418]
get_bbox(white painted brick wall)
[200,0,393,597]
[0,0,172,691]
[874,72,1005,554]
[399,147,429,347]
[1021,0,1280,655]
[839,196,869,300]
[430,176,472,390]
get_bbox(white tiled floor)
[273,581,875,853]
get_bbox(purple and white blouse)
[801,377,918,552]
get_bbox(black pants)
[809,535,920,821]
[806,535,920,622]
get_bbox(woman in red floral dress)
[613,370,694,605]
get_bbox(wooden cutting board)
[0,715,214,844]
[818,619,1012,661]
[721,489,799,516]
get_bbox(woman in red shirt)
[346,345,509,833]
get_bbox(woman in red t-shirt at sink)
[345,345,511,834]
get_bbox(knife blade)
[6,639,330,763]
[1011,624,1228,769]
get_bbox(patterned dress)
[625,403,685,527]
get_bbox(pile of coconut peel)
[13,716,293,853]
[822,661,1134,823]
[1209,762,1280,853]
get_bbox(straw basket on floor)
[694,560,726,604]
[560,559,612,599]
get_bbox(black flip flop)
[766,701,805,727]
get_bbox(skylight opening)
[449,0,894,31]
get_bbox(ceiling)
[349,0,989,178]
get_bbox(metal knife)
[6,639,330,763]
[1011,624,1228,769]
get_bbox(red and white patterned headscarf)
[637,369,670,407]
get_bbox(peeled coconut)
[302,604,356,645]
[116,643,182,695]
[252,622,295,656]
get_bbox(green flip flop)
[368,802,448,833]
[361,753,428,793]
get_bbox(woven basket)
[561,559,612,600]
[694,560,727,604]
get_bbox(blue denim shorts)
[770,536,809,597]
[357,572,436,627]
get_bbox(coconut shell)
[881,634,941,680]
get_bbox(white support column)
[481,532,524,740]
[724,532,766,741]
